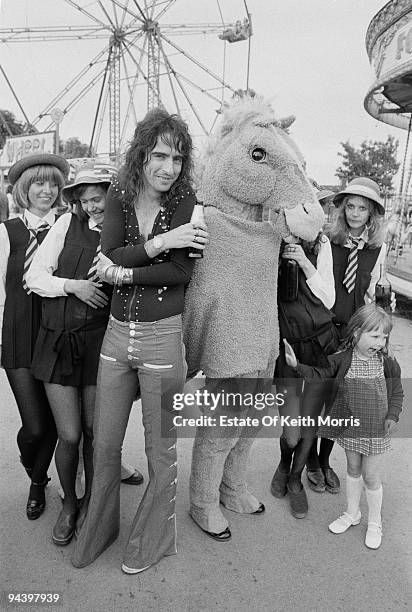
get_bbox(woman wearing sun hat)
[0,153,69,520]
[306,177,388,494]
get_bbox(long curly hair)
[120,108,193,206]
[326,195,385,248]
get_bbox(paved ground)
[1,315,412,612]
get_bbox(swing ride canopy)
[364,0,412,130]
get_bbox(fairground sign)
[0,131,57,170]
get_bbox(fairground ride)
[0,0,252,161]
[364,0,412,296]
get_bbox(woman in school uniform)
[0,153,69,520]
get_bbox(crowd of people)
[0,107,404,574]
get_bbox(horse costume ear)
[278,115,296,131]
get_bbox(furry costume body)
[184,94,325,533]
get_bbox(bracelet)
[104,265,117,284]
[123,268,133,285]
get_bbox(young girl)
[284,304,403,549]
[0,153,69,520]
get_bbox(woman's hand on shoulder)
[63,279,109,309]
[162,222,209,252]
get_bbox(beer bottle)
[279,258,299,302]
[188,201,205,258]
[375,262,392,312]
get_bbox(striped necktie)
[22,214,50,294]
[343,237,361,294]
[87,225,102,281]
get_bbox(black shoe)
[252,503,265,514]
[287,483,308,519]
[26,478,51,520]
[322,467,340,494]
[52,507,78,546]
[306,468,326,493]
[270,467,289,498]
[200,526,232,542]
[121,469,144,486]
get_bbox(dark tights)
[307,437,335,470]
[278,436,316,492]
[277,382,328,492]
[6,368,57,500]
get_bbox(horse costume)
[183,94,325,536]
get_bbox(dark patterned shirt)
[101,180,196,322]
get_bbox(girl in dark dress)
[271,233,339,518]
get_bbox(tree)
[60,137,93,159]
[0,109,25,148]
[335,136,400,192]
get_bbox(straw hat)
[317,189,335,203]
[62,161,118,202]
[333,177,384,215]
[8,153,70,185]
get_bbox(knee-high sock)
[346,474,363,517]
[365,485,383,526]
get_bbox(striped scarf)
[22,214,50,294]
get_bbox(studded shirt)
[101,180,196,322]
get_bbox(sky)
[0,0,407,185]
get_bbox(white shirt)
[305,236,335,310]
[0,209,57,345]
[26,212,101,298]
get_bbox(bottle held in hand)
[279,258,298,301]
[375,262,392,312]
[189,201,205,259]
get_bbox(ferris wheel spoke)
[160,32,237,89]
[169,70,208,135]
[153,0,176,23]
[122,35,159,103]
[119,34,149,148]
[93,78,110,153]
[43,66,107,131]
[156,36,180,115]
[0,25,110,42]
[97,1,116,28]
[159,52,228,106]
[131,1,148,21]
[89,48,113,154]
[62,0,107,28]
[161,23,231,35]
[119,0,130,28]
[32,43,110,126]
[110,0,144,24]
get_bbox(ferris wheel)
[0,0,252,159]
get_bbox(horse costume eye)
[250,147,266,162]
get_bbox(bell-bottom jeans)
[72,314,186,570]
